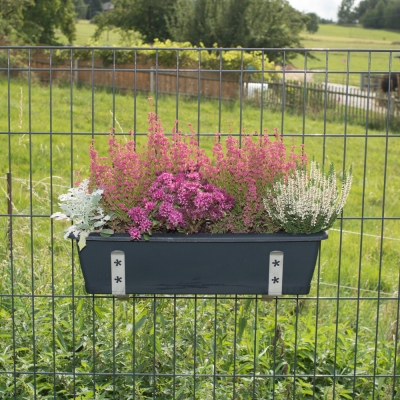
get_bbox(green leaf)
[94,305,104,319]
[135,316,147,332]
[78,235,86,251]
[55,328,68,353]
[76,299,84,315]
[238,316,247,341]
[77,223,90,230]
[100,229,114,236]
[91,194,101,205]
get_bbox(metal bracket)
[115,295,130,301]
[268,250,283,296]
[111,250,126,296]
[261,295,275,302]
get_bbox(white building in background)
[102,2,114,12]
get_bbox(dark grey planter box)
[74,232,327,295]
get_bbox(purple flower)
[168,209,184,226]
[194,192,214,211]
[128,206,152,235]
[128,227,141,240]
[128,207,148,225]
[150,171,234,232]
[144,201,156,211]
[151,188,165,201]
[158,201,175,218]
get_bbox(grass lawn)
[0,76,399,398]
[58,19,124,46]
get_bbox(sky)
[287,0,360,21]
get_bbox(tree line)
[0,0,319,60]
[338,0,400,30]
[93,0,319,62]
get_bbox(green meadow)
[0,75,399,398]
[293,24,400,86]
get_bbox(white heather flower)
[51,179,113,250]
[263,162,352,234]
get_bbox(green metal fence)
[0,46,400,399]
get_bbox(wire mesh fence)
[0,46,400,399]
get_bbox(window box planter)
[74,231,328,295]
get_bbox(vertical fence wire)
[213,297,218,399]
[28,47,38,399]
[197,51,201,143]
[1,46,400,399]
[69,47,76,399]
[7,47,17,398]
[353,50,372,396]
[373,51,393,400]
[280,51,286,135]
[49,47,57,400]
[90,48,97,397]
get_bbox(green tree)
[167,0,307,62]
[0,0,76,44]
[355,0,372,19]
[245,0,305,59]
[21,0,76,44]
[305,12,319,33]
[73,0,87,19]
[0,0,35,43]
[383,0,400,29]
[361,0,386,28]
[355,0,381,19]
[86,0,102,19]
[337,0,357,24]
[94,0,177,43]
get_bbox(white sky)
[287,0,361,21]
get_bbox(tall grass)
[0,76,399,398]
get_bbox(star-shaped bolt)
[114,276,122,283]
[272,260,280,267]
[272,277,279,284]
[114,259,122,266]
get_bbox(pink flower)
[144,201,156,211]
[128,227,141,240]
[128,206,152,233]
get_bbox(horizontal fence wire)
[0,46,400,399]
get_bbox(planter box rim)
[81,231,328,243]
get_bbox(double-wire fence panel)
[0,46,400,399]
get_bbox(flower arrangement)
[52,108,352,250]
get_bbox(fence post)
[7,172,11,252]
[74,59,79,85]
[390,96,395,116]
[150,66,154,93]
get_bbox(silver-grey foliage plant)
[51,180,114,250]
